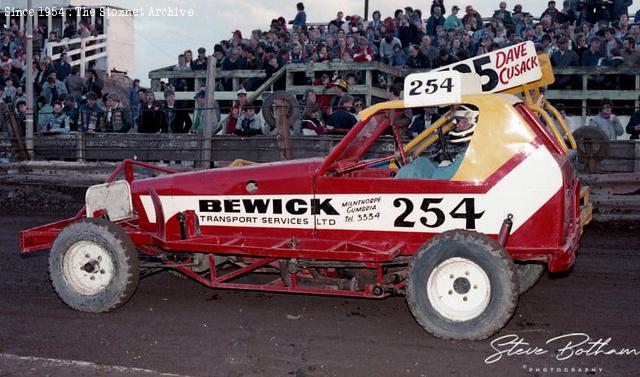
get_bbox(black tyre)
[516,262,545,294]
[49,218,139,313]
[262,91,299,128]
[406,230,519,340]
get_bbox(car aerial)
[20,41,592,340]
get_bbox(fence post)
[80,38,87,78]
[635,142,640,173]
[199,56,217,169]
[275,98,293,160]
[76,133,85,161]
[581,74,588,125]
[365,70,372,106]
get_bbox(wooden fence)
[148,63,640,121]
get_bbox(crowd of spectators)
[202,1,640,137]
[2,1,640,139]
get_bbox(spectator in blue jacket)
[290,3,307,27]
[42,73,68,105]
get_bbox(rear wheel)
[49,218,139,313]
[406,230,519,340]
[516,262,545,294]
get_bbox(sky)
[98,0,555,85]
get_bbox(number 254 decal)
[393,197,485,230]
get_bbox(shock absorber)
[497,214,514,247]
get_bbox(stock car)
[19,42,592,340]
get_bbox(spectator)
[328,94,357,133]
[138,91,163,133]
[83,69,103,97]
[3,77,16,104]
[63,96,79,131]
[12,85,26,109]
[171,54,191,91]
[213,44,224,68]
[329,11,345,30]
[63,20,76,39]
[13,100,27,136]
[462,6,483,28]
[551,37,580,88]
[622,37,640,66]
[332,37,353,61]
[64,66,83,100]
[103,93,132,133]
[419,35,439,66]
[36,95,53,133]
[603,27,622,57]
[431,0,446,16]
[235,104,264,136]
[574,33,589,60]
[189,91,206,134]
[558,1,576,24]
[370,10,383,30]
[541,1,561,23]
[582,37,603,65]
[626,95,640,139]
[42,73,68,105]
[392,44,407,67]
[221,47,245,90]
[290,3,307,27]
[434,47,458,68]
[398,15,420,47]
[444,6,463,30]
[427,6,446,36]
[54,53,71,81]
[554,103,577,133]
[379,32,402,65]
[78,21,91,38]
[353,37,375,62]
[406,44,431,69]
[493,2,513,27]
[589,98,623,140]
[78,91,103,132]
[224,88,250,134]
[290,42,305,63]
[192,47,208,70]
[43,101,70,134]
[301,103,326,135]
[163,89,192,133]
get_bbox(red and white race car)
[20,42,591,340]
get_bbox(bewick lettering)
[199,198,339,216]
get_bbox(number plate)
[436,41,541,93]
[403,71,462,108]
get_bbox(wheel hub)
[426,257,491,321]
[62,241,114,295]
[453,277,471,295]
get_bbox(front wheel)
[406,230,519,340]
[49,218,139,313]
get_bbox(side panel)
[313,144,564,252]
[130,159,323,239]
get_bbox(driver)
[396,106,477,180]
[427,106,478,166]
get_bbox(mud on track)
[0,211,639,377]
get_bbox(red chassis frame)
[19,159,407,299]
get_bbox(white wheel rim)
[426,257,491,322]
[62,241,114,295]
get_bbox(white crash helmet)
[450,106,478,144]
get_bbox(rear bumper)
[547,215,581,273]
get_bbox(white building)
[2,0,134,74]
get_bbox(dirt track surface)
[1,213,639,377]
